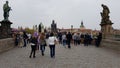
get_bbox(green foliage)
[25,28,34,34]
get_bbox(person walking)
[15,33,21,47]
[95,32,102,47]
[76,33,81,45]
[62,33,67,48]
[73,33,77,45]
[19,33,23,48]
[84,33,89,46]
[66,32,72,49]
[39,33,46,56]
[23,32,28,47]
[29,35,38,58]
[48,32,58,58]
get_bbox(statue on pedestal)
[3,1,12,21]
[51,20,57,33]
[0,1,12,39]
[100,4,113,38]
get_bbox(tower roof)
[80,21,85,29]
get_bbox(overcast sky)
[0,0,120,30]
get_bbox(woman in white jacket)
[48,32,57,58]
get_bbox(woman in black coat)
[29,35,38,58]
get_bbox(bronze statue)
[3,1,11,21]
[51,20,56,29]
[51,20,57,32]
[39,23,41,32]
[39,23,44,32]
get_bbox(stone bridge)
[0,38,120,68]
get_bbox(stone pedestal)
[0,20,12,39]
[100,23,113,39]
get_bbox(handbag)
[54,37,57,45]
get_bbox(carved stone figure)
[100,4,111,24]
[101,4,110,17]
[3,1,11,21]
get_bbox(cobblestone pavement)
[0,44,120,68]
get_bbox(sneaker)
[33,56,36,58]
[42,53,44,56]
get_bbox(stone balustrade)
[0,38,15,53]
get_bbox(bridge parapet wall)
[101,39,120,51]
[0,38,15,53]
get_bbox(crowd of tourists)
[13,31,102,58]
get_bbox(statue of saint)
[39,23,44,32]
[39,23,41,32]
[3,1,11,21]
[100,4,110,19]
[51,20,57,32]
[100,4,110,24]
[101,4,110,17]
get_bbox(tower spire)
[80,21,85,29]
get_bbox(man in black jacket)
[66,32,72,49]
[23,31,28,47]
[95,32,102,47]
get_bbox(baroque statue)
[0,1,12,39]
[100,4,111,24]
[100,4,113,38]
[3,1,12,21]
[39,23,44,32]
[51,20,57,32]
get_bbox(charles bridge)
[0,1,120,68]
[0,38,120,68]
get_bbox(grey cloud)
[0,0,119,29]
